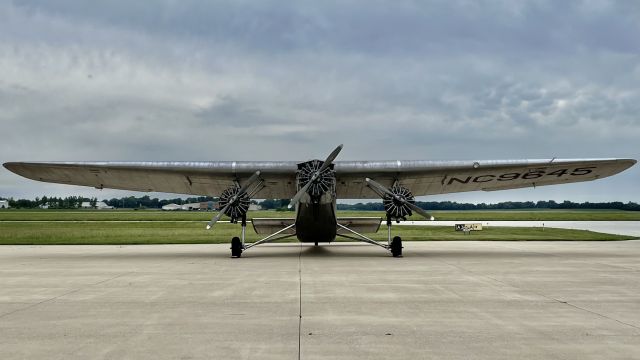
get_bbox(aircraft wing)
[3,158,636,199]
[2,161,298,198]
[334,158,636,198]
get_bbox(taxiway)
[1,241,639,359]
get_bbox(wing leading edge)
[3,158,636,199]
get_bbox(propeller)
[288,144,343,209]
[365,177,435,221]
[206,170,262,230]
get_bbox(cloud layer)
[1,0,638,202]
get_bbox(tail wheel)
[390,236,403,257]
[231,236,243,258]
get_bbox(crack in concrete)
[0,271,131,320]
[558,299,640,331]
[436,256,640,333]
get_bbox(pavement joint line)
[0,271,132,320]
[436,247,640,332]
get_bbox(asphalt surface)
[1,241,640,359]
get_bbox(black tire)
[390,236,403,257]
[231,236,243,258]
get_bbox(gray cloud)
[1,0,638,202]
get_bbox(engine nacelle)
[383,185,415,221]
[218,186,250,223]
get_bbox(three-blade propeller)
[206,170,262,230]
[365,177,435,221]
[288,144,343,209]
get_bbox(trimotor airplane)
[3,145,636,257]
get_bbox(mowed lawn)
[1,209,640,221]
[0,210,633,245]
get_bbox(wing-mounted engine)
[382,184,416,221]
[365,178,435,223]
[362,177,435,257]
[206,171,263,230]
[296,159,336,201]
[218,185,250,223]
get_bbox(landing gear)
[232,222,297,257]
[231,236,243,258]
[386,215,402,257]
[335,216,398,257]
[390,236,403,257]
[230,215,247,258]
[314,241,319,246]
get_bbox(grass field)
[1,208,640,221]
[0,209,636,245]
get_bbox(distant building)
[249,204,262,211]
[96,202,114,210]
[162,201,217,211]
[181,203,201,211]
[162,204,182,211]
[200,201,217,210]
[81,201,113,210]
[0,200,9,209]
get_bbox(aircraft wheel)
[390,236,403,257]
[231,236,243,258]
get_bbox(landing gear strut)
[387,215,402,257]
[230,217,297,258]
[230,215,247,258]
[335,214,401,257]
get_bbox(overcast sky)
[1,0,638,203]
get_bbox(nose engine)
[296,159,336,201]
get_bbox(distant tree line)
[1,196,639,211]
[0,195,281,210]
[102,196,218,209]
[0,196,97,209]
